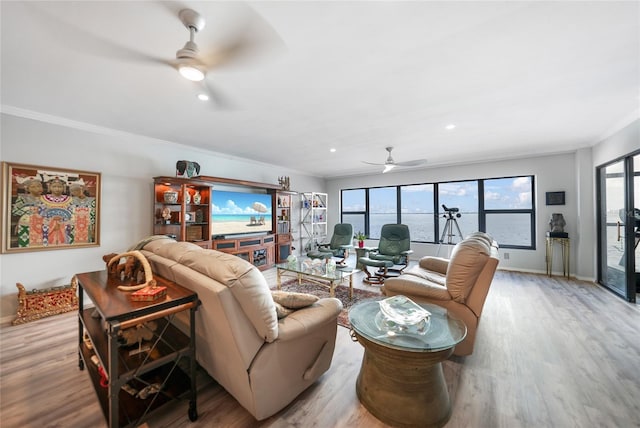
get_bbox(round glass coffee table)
[349,299,466,428]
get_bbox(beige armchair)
[139,237,343,420]
[381,232,499,356]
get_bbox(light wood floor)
[1,266,639,428]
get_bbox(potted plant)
[354,231,367,248]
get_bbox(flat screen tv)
[211,190,273,237]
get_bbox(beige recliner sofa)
[138,237,343,420]
[381,232,499,356]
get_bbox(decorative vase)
[163,191,178,204]
[193,190,201,204]
[327,259,336,274]
[184,190,191,204]
[358,240,364,248]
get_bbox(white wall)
[327,152,595,279]
[592,120,639,167]
[0,112,324,319]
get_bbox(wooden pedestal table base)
[349,300,467,428]
[352,331,454,428]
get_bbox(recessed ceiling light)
[197,93,209,101]
[445,124,456,130]
[330,148,336,152]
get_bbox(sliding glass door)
[597,152,638,302]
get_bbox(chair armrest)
[382,276,452,301]
[276,298,343,341]
[401,249,413,256]
[339,244,354,250]
[418,256,449,274]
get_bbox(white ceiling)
[1,1,639,178]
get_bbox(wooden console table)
[76,270,199,427]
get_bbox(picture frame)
[1,162,101,253]
[545,191,565,206]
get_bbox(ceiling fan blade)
[362,161,386,166]
[26,3,166,66]
[199,4,286,71]
[395,159,428,167]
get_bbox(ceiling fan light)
[179,64,205,81]
[383,164,396,173]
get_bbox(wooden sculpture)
[106,250,156,291]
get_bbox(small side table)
[545,236,570,278]
[349,300,466,427]
[355,246,376,270]
[76,270,199,427]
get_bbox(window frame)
[341,175,536,250]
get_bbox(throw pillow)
[271,290,319,309]
[274,302,295,319]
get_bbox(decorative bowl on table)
[377,295,431,335]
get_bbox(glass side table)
[349,300,466,428]
[354,246,376,270]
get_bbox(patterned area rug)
[273,278,382,328]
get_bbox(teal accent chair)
[307,223,354,265]
[369,224,413,274]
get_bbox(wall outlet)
[504,252,510,260]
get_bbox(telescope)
[438,204,464,252]
[442,205,461,218]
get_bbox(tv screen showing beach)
[211,190,273,236]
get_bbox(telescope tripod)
[436,213,464,256]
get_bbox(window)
[438,181,479,243]
[341,189,366,238]
[340,175,535,249]
[400,184,434,242]
[368,187,398,239]
[483,176,534,248]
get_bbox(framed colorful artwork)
[1,162,101,253]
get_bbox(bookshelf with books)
[275,190,296,262]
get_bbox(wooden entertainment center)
[152,175,293,271]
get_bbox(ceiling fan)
[362,147,427,173]
[173,9,208,82]
[166,6,283,107]
[27,2,284,108]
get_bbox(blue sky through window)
[484,177,532,210]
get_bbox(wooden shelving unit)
[275,191,296,262]
[153,177,212,249]
[152,174,293,269]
